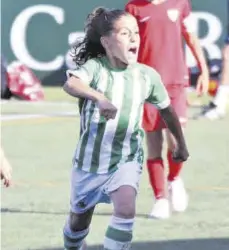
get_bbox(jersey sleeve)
[66,59,99,87]
[145,71,170,109]
[181,0,195,35]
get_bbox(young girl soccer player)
[63,7,189,250]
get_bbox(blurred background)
[1,1,229,250]
[1,0,228,88]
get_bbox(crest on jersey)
[167,9,180,22]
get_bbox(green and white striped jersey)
[67,57,170,174]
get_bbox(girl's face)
[103,14,140,66]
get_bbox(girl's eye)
[121,32,129,35]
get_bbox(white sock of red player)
[212,85,229,111]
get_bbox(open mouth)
[128,47,137,54]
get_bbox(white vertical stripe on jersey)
[121,68,142,159]
[82,68,109,172]
[98,71,125,172]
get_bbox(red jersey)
[125,0,191,86]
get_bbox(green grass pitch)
[1,87,229,250]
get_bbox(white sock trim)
[104,237,131,250]
[213,85,229,108]
[110,216,134,231]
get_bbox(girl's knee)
[69,208,94,232]
[115,207,135,219]
[69,213,86,231]
[111,187,136,219]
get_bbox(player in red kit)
[126,0,209,219]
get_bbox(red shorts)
[142,85,187,132]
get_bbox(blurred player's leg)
[146,130,170,219]
[166,131,188,212]
[143,103,169,219]
[144,85,188,218]
[204,44,229,119]
[165,85,188,212]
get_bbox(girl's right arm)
[63,75,105,102]
[63,76,117,120]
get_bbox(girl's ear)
[100,36,107,49]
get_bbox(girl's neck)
[106,55,128,70]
